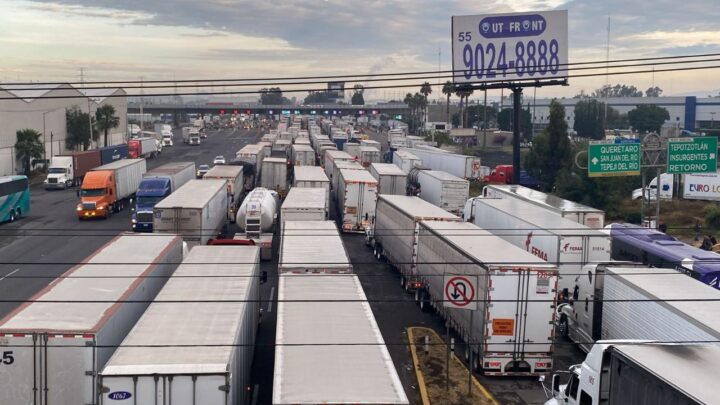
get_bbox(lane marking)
[267,286,275,313]
[406,327,431,405]
[0,268,20,283]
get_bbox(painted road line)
[0,268,20,283]
[267,286,276,313]
[406,327,430,405]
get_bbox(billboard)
[683,172,720,201]
[451,10,568,84]
[327,81,345,101]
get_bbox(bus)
[0,175,30,223]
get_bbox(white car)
[213,156,226,165]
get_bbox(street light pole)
[42,111,47,165]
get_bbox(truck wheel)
[8,211,16,223]
[65,180,73,188]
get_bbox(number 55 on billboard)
[452,10,568,84]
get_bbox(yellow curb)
[407,327,431,405]
[408,326,500,405]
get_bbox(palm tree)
[95,104,120,147]
[455,85,474,128]
[442,81,455,125]
[403,93,415,131]
[15,129,44,174]
[413,93,426,132]
[420,82,432,126]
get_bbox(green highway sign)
[667,137,718,174]
[588,141,641,177]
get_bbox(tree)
[420,82,432,123]
[66,106,95,151]
[465,104,496,129]
[259,87,285,105]
[15,129,44,174]
[627,104,670,134]
[607,109,629,129]
[645,86,663,97]
[525,100,572,190]
[451,113,461,128]
[351,92,365,105]
[95,104,119,147]
[455,85,474,128]
[353,84,364,95]
[592,84,643,98]
[442,81,455,124]
[304,91,332,104]
[496,107,532,137]
[573,99,606,139]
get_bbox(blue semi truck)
[131,162,195,232]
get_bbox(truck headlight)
[97,206,105,210]
[76,206,82,211]
[131,218,137,224]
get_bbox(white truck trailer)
[236,143,265,170]
[415,170,469,215]
[291,144,315,166]
[393,150,422,174]
[337,168,378,233]
[370,163,408,195]
[400,147,483,179]
[261,157,288,195]
[273,274,408,405]
[203,164,244,221]
[281,187,327,224]
[235,187,280,260]
[482,184,605,228]
[558,265,720,353]
[323,150,353,182]
[99,246,260,405]
[371,195,461,292]
[358,146,381,167]
[416,220,558,375]
[292,165,330,209]
[278,220,352,273]
[0,234,182,405]
[331,160,364,197]
[153,179,228,248]
[463,197,611,292]
[544,342,720,405]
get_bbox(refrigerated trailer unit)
[99,246,260,405]
[153,179,228,248]
[278,220,352,274]
[281,187,328,224]
[482,184,605,228]
[0,234,182,405]
[370,163,407,195]
[463,197,611,291]
[416,221,558,375]
[371,195,461,292]
[273,274,408,405]
[337,168,378,233]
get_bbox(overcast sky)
[1,0,719,101]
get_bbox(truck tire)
[65,180,73,188]
[8,211,16,223]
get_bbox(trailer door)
[45,334,95,405]
[0,334,37,404]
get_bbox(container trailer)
[132,162,195,232]
[392,150,422,174]
[370,163,407,195]
[400,147,482,179]
[414,170,469,215]
[203,164,245,221]
[337,168,378,233]
[281,187,328,224]
[292,165,330,209]
[77,158,146,219]
[261,157,288,195]
[278,220,352,274]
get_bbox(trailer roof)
[325,150,353,160]
[101,246,259,376]
[471,197,606,237]
[293,166,329,182]
[144,161,194,177]
[371,163,406,176]
[359,146,380,152]
[282,188,326,209]
[279,221,351,270]
[421,221,558,269]
[607,267,720,337]
[264,157,287,163]
[420,170,467,182]
[91,158,144,171]
[273,274,408,404]
[335,160,364,170]
[485,184,603,214]
[379,195,460,220]
[339,168,377,183]
[394,150,420,160]
[155,179,226,209]
[291,144,314,152]
[203,164,243,179]
[612,344,720,403]
[237,143,263,154]
[0,234,180,332]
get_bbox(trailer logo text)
[526,232,548,260]
[108,391,132,400]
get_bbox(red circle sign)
[445,276,475,307]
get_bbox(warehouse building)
[0,84,127,176]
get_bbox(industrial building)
[0,84,127,176]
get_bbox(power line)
[5,51,720,86]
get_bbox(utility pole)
[512,87,523,184]
[603,17,610,132]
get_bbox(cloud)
[622,31,720,48]
[27,2,152,21]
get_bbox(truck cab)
[484,165,513,183]
[161,130,173,147]
[44,156,74,189]
[131,178,171,232]
[76,171,115,219]
[189,130,201,145]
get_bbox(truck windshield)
[48,168,67,174]
[80,188,105,197]
[136,196,164,206]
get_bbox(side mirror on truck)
[551,373,560,396]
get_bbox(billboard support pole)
[512,87,523,184]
